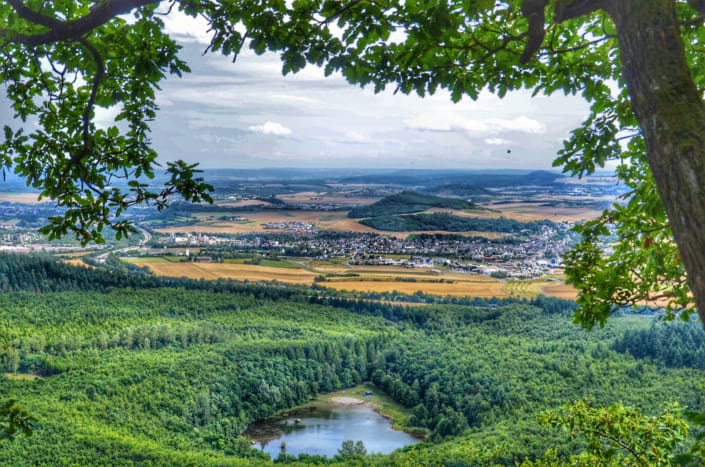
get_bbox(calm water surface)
[246,403,420,458]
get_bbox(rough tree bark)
[605,0,705,322]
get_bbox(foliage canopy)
[1,255,704,463]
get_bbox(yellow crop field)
[130,261,317,284]
[502,279,555,299]
[278,192,379,206]
[540,282,578,299]
[61,259,93,268]
[321,278,507,297]
[484,202,602,222]
[319,217,381,233]
[129,257,577,301]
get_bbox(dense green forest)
[361,212,555,234]
[348,191,477,218]
[0,255,703,464]
[613,320,705,370]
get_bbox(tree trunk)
[606,0,705,322]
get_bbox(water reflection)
[246,403,420,458]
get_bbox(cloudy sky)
[139,11,591,170]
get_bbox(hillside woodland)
[347,192,478,218]
[0,255,703,465]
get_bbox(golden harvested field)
[61,259,93,268]
[540,283,578,299]
[128,257,579,300]
[278,192,379,206]
[312,265,428,275]
[156,210,331,235]
[155,210,385,235]
[312,264,499,281]
[129,258,514,298]
[131,261,317,284]
[322,279,507,297]
[483,202,602,222]
[502,279,556,299]
[320,218,380,233]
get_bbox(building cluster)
[157,222,574,279]
[0,227,37,245]
[262,221,316,233]
[165,232,231,245]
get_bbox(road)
[94,225,151,263]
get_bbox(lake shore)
[330,396,365,405]
[245,396,421,458]
[306,383,426,437]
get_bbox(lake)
[245,402,421,458]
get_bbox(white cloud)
[491,116,545,134]
[403,115,452,131]
[248,121,293,136]
[271,94,320,104]
[156,95,175,107]
[94,105,121,129]
[484,137,511,146]
[147,40,589,170]
[342,130,373,143]
[404,113,545,135]
[160,6,212,44]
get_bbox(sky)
[121,9,592,171]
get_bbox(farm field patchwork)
[127,258,577,300]
[321,278,508,297]
[155,209,520,238]
[483,201,602,222]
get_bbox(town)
[156,221,574,279]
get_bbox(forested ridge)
[361,212,554,234]
[0,255,703,464]
[347,191,477,219]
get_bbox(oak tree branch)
[1,0,159,46]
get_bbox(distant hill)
[339,169,565,187]
[425,184,493,199]
[524,170,563,185]
[348,191,480,218]
[360,212,554,233]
